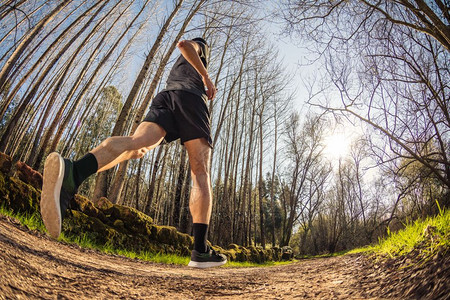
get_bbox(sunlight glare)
[323,132,351,161]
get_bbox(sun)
[323,131,352,161]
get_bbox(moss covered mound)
[0,152,293,263]
[215,244,293,263]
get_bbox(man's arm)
[177,40,216,100]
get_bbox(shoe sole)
[40,152,64,239]
[188,259,227,269]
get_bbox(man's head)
[192,37,210,67]
[192,37,208,47]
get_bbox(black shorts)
[142,90,212,148]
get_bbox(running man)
[40,37,227,269]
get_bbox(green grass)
[0,206,295,268]
[59,230,193,265]
[0,205,46,232]
[226,259,295,268]
[296,250,351,259]
[61,233,296,267]
[349,206,449,260]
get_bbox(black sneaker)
[188,247,227,268]
[40,152,77,238]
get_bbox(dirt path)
[0,216,390,300]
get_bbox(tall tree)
[0,0,109,152]
[0,1,70,93]
[280,114,326,246]
[27,0,122,168]
[0,1,92,119]
[92,0,186,202]
[282,0,450,200]
[106,0,208,203]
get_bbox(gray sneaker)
[40,152,77,238]
[188,247,227,268]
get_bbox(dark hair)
[192,37,208,47]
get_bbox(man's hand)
[202,74,217,100]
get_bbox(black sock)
[193,223,208,253]
[73,153,98,187]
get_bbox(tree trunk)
[153,146,169,220]
[94,0,185,202]
[0,2,47,46]
[172,147,187,228]
[0,0,28,20]
[59,3,148,158]
[258,110,266,249]
[107,0,207,203]
[27,0,116,168]
[135,158,143,210]
[0,0,107,152]
[0,0,91,119]
[144,145,164,215]
[0,1,70,93]
[270,112,278,247]
[29,0,138,169]
[178,168,191,233]
[240,97,257,245]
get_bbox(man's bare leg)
[92,122,166,172]
[41,121,165,239]
[185,138,212,224]
[185,138,227,268]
